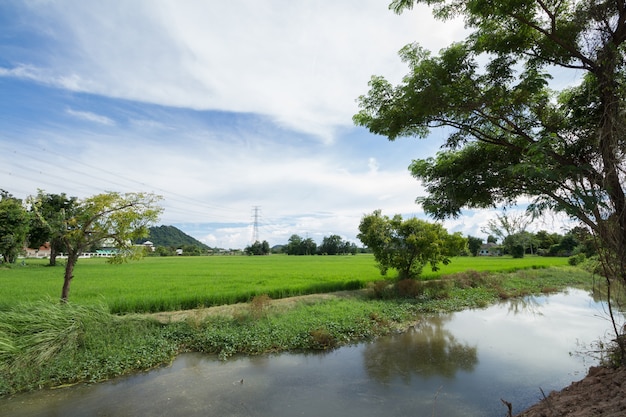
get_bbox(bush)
[309,328,336,349]
[510,244,525,258]
[367,280,395,299]
[396,279,423,298]
[568,253,586,266]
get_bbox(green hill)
[140,225,210,250]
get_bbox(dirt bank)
[514,365,626,416]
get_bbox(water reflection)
[363,315,477,383]
[505,295,543,316]
[0,288,614,417]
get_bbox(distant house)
[24,243,52,258]
[141,241,155,251]
[478,243,501,256]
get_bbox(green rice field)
[0,254,569,313]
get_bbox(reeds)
[0,300,109,368]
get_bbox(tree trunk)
[49,246,58,267]
[596,49,626,284]
[61,253,78,302]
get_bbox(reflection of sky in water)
[0,289,613,417]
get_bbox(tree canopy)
[284,234,317,255]
[0,190,29,264]
[354,0,626,283]
[245,240,271,255]
[358,210,466,279]
[28,191,77,266]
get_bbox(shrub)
[309,328,336,349]
[454,270,496,288]
[568,253,586,266]
[396,279,423,298]
[367,280,394,299]
[249,294,272,319]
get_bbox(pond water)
[0,288,615,417]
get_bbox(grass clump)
[0,301,178,396]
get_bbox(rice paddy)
[0,254,569,313]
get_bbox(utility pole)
[251,206,260,244]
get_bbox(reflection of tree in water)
[363,315,477,384]
[505,296,543,316]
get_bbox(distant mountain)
[140,225,210,250]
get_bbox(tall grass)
[0,255,569,313]
[0,300,178,395]
[0,300,106,368]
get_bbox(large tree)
[355,0,626,357]
[355,1,626,281]
[0,190,29,264]
[44,192,163,302]
[358,210,466,279]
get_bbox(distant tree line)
[248,234,359,256]
[152,245,208,257]
[244,240,271,256]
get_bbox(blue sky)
[0,1,573,249]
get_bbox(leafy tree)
[49,192,162,302]
[467,235,483,257]
[318,235,359,255]
[343,241,359,255]
[355,1,626,285]
[181,244,203,256]
[0,190,29,263]
[284,234,316,255]
[245,240,270,256]
[318,234,344,255]
[285,234,302,255]
[28,191,77,266]
[570,226,596,257]
[535,230,561,251]
[155,246,176,257]
[357,210,466,279]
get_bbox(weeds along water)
[0,261,592,397]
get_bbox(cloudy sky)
[0,1,572,249]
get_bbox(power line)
[0,141,243,221]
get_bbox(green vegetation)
[358,210,466,279]
[0,255,568,313]
[0,260,592,397]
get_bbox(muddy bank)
[515,365,626,417]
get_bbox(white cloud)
[12,0,466,142]
[66,108,115,126]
